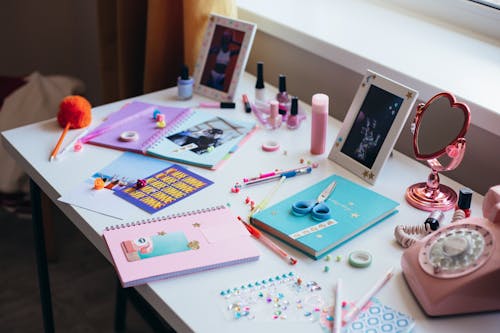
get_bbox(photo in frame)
[328,70,418,184]
[193,14,256,102]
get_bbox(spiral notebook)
[103,205,260,288]
[87,101,192,153]
[146,111,256,170]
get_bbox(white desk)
[2,73,498,332]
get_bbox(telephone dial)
[401,185,500,316]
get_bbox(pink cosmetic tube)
[310,93,329,154]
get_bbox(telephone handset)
[401,185,500,316]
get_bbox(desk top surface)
[2,73,498,332]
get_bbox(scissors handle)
[291,200,315,216]
[311,203,331,221]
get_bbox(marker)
[342,267,394,325]
[242,94,252,113]
[238,216,297,265]
[334,278,342,333]
[198,102,236,109]
[235,166,312,188]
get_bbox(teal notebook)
[250,174,399,259]
[146,111,256,170]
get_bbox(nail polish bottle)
[310,93,329,155]
[286,97,299,129]
[268,100,281,129]
[177,64,193,100]
[276,74,289,117]
[255,62,265,102]
[456,187,473,217]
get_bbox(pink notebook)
[103,205,260,288]
[87,101,192,153]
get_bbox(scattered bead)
[300,158,305,163]
[324,266,330,272]
[325,255,331,261]
[156,113,165,122]
[207,146,215,152]
[93,178,105,190]
[342,301,347,308]
[153,109,161,119]
[136,179,147,189]
[73,140,83,152]
[335,255,342,262]
[245,197,251,204]
[230,187,240,193]
[156,120,166,128]
[312,162,319,168]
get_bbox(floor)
[0,201,165,332]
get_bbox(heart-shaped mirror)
[413,93,470,162]
[406,92,471,211]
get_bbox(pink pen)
[198,102,235,109]
[238,216,297,265]
[243,171,277,183]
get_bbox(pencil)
[50,123,70,162]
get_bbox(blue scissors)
[291,181,337,221]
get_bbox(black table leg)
[114,280,127,332]
[30,179,55,333]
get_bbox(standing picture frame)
[193,14,257,102]
[328,70,418,184]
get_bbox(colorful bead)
[136,179,147,188]
[93,178,105,190]
[73,140,83,152]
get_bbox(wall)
[0,0,102,106]
[1,1,498,194]
[246,31,500,195]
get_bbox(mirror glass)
[416,96,467,156]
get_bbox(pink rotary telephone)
[401,185,500,316]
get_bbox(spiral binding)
[394,224,433,248]
[451,209,466,223]
[104,204,226,231]
[142,110,195,153]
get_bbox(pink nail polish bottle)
[286,97,299,130]
[310,93,329,154]
[268,101,281,129]
[276,74,289,118]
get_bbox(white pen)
[334,278,342,333]
[342,267,394,325]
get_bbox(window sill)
[237,0,500,135]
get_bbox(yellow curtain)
[97,0,237,104]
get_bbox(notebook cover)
[103,205,260,287]
[87,101,191,153]
[146,111,256,170]
[250,175,399,259]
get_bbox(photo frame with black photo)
[193,14,256,102]
[328,70,418,184]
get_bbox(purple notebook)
[87,101,191,153]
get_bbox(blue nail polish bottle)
[177,64,193,100]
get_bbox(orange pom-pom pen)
[50,95,92,162]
